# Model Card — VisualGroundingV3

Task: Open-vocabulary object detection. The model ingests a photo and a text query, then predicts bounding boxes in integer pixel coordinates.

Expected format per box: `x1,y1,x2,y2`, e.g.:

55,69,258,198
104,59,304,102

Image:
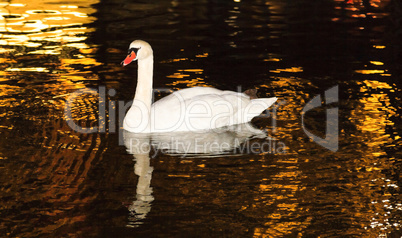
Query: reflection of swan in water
123,134,154,228
123,123,269,227
151,123,267,156
124,123,268,157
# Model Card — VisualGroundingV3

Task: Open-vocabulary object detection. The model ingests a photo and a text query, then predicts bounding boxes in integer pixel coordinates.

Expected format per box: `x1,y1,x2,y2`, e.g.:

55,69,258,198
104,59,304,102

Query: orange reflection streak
370,61,384,66
160,58,188,63
195,52,208,58
355,69,385,74
270,67,303,74
354,80,395,136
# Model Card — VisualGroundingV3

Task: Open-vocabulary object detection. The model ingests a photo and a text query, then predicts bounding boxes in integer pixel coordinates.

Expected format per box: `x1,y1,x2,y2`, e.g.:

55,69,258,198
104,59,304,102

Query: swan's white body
122,40,277,133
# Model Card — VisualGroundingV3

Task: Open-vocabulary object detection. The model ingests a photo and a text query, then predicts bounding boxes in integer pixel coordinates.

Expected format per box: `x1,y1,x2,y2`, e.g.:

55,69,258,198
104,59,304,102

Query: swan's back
151,87,277,132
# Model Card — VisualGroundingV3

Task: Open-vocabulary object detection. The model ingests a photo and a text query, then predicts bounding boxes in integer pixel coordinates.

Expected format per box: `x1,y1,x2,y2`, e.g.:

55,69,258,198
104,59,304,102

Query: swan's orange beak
121,52,136,66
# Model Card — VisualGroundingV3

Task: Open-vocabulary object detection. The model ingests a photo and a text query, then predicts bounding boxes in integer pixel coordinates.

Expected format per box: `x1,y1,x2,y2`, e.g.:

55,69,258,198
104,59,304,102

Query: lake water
0,0,401,237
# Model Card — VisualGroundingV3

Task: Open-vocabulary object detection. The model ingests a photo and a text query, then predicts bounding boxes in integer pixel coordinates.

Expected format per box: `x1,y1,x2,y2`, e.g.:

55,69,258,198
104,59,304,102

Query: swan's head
121,40,153,66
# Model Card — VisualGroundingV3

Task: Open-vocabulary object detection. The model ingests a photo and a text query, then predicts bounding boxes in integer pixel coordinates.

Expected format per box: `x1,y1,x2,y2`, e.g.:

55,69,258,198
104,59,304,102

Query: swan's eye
128,47,140,55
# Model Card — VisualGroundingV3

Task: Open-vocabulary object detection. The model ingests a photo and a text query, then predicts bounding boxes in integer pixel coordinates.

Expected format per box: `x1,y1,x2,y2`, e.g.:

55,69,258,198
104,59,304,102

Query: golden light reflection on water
0,0,100,68
162,52,210,88
370,61,384,66
166,68,209,88
253,163,311,237
346,78,401,234
0,0,102,117
270,67,303,74
355,69,386,74
353,80,396,137
164,50,211,88
0,1,96,45
0,1,103,236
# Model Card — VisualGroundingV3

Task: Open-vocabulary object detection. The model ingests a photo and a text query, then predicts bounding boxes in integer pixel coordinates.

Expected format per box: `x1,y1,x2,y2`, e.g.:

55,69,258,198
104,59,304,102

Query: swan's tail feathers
236,97,277,124
247,97,278,119
243,89,258,99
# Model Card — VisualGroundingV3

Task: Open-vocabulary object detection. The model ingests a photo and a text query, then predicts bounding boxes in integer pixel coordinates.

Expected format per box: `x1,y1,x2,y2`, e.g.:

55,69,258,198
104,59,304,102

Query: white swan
122,40,277,133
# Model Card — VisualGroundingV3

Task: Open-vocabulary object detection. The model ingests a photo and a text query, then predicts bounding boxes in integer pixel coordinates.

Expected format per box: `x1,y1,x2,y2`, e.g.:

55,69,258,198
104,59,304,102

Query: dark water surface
1,0,401,237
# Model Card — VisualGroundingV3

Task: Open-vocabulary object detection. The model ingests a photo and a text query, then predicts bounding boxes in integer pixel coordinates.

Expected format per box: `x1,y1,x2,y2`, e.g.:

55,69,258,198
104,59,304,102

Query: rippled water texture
0,0,401,237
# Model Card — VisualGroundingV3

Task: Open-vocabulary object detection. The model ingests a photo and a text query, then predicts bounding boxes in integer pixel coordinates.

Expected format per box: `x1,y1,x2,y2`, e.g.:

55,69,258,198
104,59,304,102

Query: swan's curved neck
125,56,154,132
134,56,153,108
